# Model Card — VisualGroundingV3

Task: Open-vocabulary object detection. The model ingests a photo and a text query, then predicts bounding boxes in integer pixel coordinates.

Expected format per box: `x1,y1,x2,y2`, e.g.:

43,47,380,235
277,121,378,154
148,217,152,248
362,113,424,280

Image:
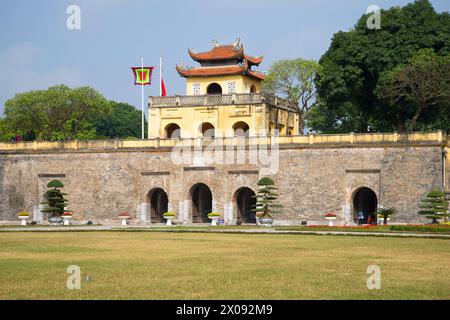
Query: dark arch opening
190,183,212,223
207,83,222,94
234,187,256,224
233,121,250,137
148,188,168,223
250,85,257,93
199,122,215,138
165,123,180,139
353,187,378,224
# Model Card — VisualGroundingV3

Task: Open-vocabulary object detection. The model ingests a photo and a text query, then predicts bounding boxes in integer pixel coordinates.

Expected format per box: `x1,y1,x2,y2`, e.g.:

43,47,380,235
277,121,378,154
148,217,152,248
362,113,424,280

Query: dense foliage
308,0,450,133
41,180,70,218
0,85,146,141
262,59,321,133
251,177,282,218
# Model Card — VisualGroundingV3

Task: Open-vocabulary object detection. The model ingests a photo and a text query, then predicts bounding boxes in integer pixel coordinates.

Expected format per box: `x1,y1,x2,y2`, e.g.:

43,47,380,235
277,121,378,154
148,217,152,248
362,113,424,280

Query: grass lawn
0,232,449,299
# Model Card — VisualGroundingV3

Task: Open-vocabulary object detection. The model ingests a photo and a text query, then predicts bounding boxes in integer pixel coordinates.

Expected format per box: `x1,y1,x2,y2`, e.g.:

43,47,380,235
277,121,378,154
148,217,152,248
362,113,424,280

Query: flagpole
141,57,144,140
159,57,162,97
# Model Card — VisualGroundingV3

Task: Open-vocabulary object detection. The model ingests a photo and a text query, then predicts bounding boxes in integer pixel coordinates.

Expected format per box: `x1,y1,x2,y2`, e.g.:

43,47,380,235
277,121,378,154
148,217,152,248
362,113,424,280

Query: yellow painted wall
149,103,269,138
185,75,261,95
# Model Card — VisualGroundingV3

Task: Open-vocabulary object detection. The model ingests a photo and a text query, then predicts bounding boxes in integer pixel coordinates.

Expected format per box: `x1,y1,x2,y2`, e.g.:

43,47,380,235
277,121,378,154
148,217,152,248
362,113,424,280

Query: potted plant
62,212,73,226
324,213,337,226
118,212,130,226
18,211,30,226
162,212,176,226
251,177,282,227
377,207,396,225
40,179,69,225
207,212,221,226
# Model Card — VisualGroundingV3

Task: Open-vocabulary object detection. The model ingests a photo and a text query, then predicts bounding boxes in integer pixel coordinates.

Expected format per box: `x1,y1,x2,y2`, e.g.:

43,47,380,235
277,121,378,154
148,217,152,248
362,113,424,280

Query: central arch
234,187,256,224
199,122,215,138
233,121,250,137
353,187,378,224
206,83,222,94
190,183,212,223
148,188,168,223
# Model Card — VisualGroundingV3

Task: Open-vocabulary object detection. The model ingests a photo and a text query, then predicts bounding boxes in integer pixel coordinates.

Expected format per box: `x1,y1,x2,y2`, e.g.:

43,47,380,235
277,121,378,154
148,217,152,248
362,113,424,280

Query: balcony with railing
148,93,298,112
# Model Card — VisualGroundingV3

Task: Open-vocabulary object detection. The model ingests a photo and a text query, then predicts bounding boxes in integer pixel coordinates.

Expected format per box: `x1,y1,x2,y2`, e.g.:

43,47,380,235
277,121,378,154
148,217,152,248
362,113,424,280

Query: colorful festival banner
131,66,154,85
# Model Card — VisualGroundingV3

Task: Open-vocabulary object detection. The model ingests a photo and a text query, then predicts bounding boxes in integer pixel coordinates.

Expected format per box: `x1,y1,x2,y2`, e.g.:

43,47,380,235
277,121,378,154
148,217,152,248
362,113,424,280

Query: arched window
199,122,215,138
165,123,181,139
232,121,250,137
250,85,257,93
207,83,222,94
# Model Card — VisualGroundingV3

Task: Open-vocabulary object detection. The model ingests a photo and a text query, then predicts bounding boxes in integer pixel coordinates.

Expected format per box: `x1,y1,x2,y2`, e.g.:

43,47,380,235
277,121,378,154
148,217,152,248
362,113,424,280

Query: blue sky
0,0,448,115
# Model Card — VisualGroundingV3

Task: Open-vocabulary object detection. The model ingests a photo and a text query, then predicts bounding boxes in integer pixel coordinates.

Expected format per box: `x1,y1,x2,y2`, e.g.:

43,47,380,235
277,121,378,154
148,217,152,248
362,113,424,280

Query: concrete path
0,225,449,238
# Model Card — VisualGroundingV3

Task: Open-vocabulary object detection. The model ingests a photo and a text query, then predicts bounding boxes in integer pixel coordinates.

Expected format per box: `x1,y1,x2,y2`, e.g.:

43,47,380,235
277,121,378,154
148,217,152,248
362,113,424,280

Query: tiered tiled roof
177,39,265,81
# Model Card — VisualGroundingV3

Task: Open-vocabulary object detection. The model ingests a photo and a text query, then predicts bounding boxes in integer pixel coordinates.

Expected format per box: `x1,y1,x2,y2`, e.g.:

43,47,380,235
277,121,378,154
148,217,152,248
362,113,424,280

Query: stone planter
325,216,337,227
49,216,63,225
62,215,72,226
18,215,29,226
378,217,391,224
119,216,130,226
209,216,220,226
163,216,175,226
258,217,274,227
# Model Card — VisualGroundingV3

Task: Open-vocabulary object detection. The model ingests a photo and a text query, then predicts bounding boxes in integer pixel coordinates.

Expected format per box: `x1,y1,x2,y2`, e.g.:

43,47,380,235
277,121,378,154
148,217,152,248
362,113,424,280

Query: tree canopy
262,58,321,133
308,0,450,133
0,85,145,141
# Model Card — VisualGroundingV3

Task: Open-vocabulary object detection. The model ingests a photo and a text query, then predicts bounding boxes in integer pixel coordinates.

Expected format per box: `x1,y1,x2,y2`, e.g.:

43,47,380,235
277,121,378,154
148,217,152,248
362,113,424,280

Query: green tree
310,0,450,133
251,177,282,218
41,180,70,219
418,190,449,224
2,85,111,141
262,58,321,133
378,49,450,131
94,101,146,139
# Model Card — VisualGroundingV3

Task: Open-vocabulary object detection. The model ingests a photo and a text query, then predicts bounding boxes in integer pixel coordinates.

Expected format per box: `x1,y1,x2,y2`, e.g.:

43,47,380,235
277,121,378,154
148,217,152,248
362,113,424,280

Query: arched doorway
148,188,168,223
233,121,250,137
207,83,222,94
234,187,256,224
353,187,378,224
199,122,215,138
190,183,212,223
165,123,180,139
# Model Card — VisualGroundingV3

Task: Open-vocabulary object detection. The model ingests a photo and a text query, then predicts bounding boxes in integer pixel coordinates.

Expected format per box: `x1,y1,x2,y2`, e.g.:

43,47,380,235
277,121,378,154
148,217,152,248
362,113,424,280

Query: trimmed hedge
389,225,450,233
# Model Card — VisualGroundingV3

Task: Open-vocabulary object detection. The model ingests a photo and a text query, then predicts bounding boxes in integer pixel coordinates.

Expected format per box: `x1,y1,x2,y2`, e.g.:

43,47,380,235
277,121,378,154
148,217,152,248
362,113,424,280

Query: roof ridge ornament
212,39,219,48
233,38,242,50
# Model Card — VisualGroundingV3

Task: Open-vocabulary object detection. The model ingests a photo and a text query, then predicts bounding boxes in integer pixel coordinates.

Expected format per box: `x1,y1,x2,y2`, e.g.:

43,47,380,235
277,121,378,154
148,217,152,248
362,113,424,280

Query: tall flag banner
131,66,154,85
131,59,154,140
159,57,167,97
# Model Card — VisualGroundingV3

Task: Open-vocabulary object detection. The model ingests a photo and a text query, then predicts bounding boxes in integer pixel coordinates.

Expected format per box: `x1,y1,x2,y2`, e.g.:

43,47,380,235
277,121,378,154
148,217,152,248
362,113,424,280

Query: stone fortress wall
0,131,447,225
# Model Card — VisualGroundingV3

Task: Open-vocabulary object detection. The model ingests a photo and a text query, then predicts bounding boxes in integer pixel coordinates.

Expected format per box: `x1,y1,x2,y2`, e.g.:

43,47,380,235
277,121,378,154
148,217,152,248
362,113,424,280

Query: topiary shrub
40,180,70,220
251,177,282,218
418,190,449,224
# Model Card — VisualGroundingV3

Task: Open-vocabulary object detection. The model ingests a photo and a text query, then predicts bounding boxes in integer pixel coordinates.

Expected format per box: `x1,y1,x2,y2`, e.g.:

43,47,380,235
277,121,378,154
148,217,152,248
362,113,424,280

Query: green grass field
0,231,449,299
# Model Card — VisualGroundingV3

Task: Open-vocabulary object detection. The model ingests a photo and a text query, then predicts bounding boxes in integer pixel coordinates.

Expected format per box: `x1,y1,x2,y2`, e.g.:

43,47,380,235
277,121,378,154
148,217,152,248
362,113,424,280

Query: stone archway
233,121,250,137
353,187,378,224
234,187,256,224
165,123,180,139
148,188,168,223
199,122,215,138
190,183,212,223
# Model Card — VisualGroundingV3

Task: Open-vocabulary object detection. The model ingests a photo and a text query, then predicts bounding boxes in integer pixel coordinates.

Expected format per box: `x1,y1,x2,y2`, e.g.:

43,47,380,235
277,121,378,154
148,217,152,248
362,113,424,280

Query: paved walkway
0,225,449,238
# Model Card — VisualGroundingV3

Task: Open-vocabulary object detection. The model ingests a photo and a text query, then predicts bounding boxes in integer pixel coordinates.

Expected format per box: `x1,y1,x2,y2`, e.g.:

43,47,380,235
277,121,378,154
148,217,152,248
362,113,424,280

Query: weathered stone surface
0,140,445,225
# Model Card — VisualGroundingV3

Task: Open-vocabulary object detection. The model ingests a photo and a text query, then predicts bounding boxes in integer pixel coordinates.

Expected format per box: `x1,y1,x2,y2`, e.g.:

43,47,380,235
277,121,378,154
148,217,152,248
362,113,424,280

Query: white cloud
0,43,82,114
